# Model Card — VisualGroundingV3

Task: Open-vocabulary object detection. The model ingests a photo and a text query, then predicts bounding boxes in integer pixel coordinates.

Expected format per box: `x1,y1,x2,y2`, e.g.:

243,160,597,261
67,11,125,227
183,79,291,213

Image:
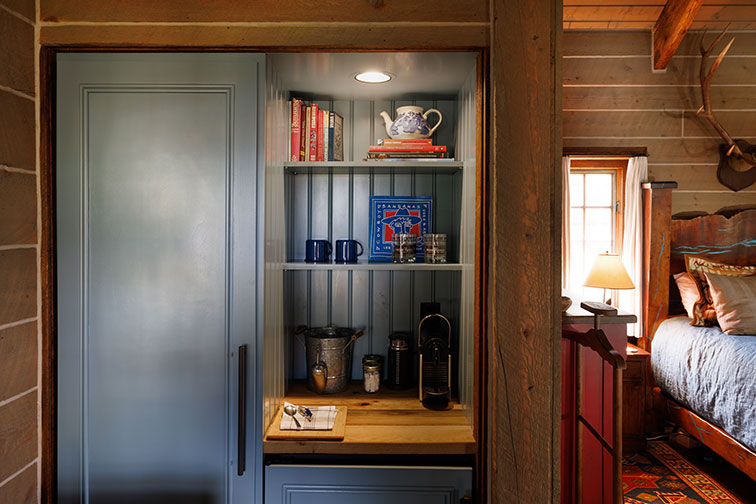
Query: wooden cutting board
265,405,347,441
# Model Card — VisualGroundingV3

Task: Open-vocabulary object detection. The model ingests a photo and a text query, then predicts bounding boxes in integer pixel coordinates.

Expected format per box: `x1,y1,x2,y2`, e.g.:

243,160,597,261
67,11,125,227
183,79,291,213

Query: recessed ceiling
271,52,478,100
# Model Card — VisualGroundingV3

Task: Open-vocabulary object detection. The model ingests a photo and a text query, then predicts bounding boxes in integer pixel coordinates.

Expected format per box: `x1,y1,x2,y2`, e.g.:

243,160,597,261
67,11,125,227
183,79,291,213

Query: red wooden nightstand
623,343,651,454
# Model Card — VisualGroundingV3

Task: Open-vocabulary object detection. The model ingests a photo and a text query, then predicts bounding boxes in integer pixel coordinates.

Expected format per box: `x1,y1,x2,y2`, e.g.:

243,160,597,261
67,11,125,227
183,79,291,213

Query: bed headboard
642,182,756,349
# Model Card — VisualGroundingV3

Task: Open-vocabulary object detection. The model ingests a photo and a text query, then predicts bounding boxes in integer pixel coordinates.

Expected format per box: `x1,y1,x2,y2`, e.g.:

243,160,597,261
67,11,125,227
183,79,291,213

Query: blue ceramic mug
335,240,364,264
305,239,332,263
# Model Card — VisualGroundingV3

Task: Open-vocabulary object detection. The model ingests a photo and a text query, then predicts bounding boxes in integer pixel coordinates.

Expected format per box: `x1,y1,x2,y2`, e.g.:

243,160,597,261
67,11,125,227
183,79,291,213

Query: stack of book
367,139,449,160
289,98,344,162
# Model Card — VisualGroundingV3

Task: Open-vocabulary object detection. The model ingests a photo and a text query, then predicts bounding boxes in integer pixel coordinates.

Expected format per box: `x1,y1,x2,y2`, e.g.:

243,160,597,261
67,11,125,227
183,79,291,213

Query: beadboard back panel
263,55,477,430
283,96,461,382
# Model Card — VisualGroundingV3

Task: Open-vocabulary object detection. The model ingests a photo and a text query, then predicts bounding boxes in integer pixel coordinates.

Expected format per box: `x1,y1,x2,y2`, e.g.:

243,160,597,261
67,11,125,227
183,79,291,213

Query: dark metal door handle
237,344,247,476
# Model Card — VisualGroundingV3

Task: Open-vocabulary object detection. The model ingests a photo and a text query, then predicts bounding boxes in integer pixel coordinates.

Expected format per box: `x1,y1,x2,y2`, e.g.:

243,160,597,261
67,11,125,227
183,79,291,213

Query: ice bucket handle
342,330,365,353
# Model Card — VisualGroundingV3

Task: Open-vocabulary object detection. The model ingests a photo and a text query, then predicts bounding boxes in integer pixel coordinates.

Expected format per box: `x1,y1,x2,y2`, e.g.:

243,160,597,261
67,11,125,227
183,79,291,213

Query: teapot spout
379,111,393,137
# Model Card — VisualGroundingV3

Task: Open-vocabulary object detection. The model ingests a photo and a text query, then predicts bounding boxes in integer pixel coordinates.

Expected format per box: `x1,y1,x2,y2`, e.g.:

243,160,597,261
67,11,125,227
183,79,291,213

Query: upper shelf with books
283,160,463,175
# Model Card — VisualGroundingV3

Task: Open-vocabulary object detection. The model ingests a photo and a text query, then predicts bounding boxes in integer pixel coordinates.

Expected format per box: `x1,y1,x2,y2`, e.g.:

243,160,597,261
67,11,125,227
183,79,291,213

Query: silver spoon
283,404,301,428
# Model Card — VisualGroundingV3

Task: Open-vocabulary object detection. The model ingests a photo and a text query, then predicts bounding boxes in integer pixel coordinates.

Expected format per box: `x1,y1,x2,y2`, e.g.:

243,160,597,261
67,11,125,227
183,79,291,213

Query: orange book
308,104,318,162
317,109,325,162
299,103,307,161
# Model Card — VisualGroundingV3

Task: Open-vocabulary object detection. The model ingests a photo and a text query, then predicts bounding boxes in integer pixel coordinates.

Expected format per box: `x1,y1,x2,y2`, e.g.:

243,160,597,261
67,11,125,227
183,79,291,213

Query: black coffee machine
418,302,451,410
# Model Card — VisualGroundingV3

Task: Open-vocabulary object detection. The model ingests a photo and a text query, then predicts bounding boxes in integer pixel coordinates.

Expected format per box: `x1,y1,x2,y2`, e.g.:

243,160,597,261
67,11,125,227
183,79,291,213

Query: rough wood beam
653,0,704,70
489,0,561,501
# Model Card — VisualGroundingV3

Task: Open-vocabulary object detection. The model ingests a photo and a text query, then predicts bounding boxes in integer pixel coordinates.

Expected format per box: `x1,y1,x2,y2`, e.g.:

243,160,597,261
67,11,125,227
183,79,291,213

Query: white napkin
280,402,337,431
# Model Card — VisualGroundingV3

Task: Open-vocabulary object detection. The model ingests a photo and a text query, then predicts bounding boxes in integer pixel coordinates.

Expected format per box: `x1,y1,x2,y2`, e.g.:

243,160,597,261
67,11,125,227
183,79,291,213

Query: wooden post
489,0,562,502
641,182,676,349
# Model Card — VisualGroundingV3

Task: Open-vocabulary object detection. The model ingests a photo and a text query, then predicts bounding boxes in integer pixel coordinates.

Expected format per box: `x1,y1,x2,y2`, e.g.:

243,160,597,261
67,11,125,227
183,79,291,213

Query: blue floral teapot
380,106,443,140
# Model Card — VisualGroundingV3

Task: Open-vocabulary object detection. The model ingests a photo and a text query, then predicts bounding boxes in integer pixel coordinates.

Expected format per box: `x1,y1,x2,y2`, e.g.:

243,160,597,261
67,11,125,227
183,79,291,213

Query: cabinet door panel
265,465,472,504
56,53,263,504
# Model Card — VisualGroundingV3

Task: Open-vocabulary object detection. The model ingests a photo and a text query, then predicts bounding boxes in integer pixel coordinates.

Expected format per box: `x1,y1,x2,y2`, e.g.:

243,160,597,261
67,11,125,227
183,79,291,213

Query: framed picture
369,196,432,261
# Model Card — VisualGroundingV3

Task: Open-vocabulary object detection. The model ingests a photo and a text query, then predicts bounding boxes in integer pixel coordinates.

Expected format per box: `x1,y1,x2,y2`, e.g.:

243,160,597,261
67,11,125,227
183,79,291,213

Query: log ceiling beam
653,0,704,70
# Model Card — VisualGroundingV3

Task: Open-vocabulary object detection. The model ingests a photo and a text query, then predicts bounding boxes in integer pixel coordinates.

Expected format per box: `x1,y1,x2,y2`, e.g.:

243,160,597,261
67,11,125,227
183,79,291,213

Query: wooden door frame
38,45,490,504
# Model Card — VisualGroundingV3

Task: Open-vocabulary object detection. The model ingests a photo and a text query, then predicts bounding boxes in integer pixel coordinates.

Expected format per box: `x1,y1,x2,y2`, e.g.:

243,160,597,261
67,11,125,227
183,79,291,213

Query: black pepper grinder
387,332,412,389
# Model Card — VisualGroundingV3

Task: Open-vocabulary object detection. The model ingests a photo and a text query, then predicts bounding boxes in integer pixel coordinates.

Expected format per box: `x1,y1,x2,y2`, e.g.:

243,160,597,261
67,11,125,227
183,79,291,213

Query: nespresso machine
418,303,451,409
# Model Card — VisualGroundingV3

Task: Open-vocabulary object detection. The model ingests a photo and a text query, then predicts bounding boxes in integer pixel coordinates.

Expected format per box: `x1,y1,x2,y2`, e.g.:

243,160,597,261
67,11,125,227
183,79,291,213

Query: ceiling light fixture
354,71,391,84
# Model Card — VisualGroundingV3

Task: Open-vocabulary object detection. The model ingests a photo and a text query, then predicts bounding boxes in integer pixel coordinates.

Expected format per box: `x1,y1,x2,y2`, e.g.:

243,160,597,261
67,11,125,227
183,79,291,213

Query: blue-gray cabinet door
265,465,472,504
56,53,264,504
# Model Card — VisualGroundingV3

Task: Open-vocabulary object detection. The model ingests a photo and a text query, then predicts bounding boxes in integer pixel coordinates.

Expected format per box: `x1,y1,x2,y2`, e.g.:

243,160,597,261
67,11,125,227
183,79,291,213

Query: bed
641,182,756,481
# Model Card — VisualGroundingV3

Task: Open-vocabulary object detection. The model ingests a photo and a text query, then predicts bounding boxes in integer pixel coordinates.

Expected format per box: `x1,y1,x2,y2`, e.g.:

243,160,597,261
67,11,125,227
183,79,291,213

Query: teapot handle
423,108,443,136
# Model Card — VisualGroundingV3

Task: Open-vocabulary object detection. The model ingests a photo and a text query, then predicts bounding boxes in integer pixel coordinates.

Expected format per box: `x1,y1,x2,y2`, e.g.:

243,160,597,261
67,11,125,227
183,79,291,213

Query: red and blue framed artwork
369,196,432,261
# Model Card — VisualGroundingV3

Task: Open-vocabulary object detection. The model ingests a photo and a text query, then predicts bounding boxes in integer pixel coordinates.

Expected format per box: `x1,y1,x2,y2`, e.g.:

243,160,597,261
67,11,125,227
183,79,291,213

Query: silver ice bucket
295,326,364,394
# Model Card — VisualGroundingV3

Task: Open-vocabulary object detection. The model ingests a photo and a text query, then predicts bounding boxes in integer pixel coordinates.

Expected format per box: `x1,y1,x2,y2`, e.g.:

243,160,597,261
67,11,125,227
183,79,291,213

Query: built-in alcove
262,51,479,454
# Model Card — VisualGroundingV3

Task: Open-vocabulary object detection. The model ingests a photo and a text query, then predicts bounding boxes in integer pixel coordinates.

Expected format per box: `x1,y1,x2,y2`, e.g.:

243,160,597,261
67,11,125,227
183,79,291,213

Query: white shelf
282,262,471,271
284,161,463,175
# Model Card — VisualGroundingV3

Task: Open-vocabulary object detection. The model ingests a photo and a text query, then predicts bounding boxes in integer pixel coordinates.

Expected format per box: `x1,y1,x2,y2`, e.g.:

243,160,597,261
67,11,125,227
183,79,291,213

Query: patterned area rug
623,442,742,503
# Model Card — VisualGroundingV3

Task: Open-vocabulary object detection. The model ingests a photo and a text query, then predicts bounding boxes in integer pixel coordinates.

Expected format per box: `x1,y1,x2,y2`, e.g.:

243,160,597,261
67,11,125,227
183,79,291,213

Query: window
568,158,627,300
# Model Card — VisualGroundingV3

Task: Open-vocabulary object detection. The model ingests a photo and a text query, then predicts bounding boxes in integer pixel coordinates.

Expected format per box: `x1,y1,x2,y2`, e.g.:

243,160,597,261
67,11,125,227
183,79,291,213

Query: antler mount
698,28,756,191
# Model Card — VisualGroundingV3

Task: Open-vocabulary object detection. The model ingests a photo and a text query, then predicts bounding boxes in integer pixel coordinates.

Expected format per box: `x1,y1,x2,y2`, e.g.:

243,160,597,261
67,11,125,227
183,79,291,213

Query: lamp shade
584,253,635,290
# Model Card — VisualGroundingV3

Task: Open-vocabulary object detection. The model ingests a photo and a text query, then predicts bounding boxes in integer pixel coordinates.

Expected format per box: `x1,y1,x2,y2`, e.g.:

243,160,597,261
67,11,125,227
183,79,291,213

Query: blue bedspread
652,316,756,452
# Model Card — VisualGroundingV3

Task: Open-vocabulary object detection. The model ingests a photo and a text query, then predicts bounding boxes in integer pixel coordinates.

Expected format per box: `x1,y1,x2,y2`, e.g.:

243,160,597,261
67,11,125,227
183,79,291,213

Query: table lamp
584,253,634,305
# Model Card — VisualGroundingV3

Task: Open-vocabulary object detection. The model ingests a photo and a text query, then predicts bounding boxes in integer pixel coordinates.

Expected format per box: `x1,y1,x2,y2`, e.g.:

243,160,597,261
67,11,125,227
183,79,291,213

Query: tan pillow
684,255,756,326
704,271,756,335
674,272,716,322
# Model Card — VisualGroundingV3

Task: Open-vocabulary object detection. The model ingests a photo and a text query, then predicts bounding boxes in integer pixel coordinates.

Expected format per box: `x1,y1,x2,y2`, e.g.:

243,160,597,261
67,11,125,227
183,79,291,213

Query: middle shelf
282,262,472,271
284,161,464,175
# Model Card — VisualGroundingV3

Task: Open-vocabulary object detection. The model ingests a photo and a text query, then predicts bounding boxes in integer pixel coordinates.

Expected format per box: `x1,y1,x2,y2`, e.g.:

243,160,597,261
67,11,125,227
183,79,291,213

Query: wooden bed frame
641,182,756,481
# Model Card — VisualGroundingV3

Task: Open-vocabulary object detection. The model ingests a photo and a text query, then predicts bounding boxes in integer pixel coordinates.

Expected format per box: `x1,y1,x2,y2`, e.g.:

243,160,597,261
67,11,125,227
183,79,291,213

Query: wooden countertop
263,381,476,455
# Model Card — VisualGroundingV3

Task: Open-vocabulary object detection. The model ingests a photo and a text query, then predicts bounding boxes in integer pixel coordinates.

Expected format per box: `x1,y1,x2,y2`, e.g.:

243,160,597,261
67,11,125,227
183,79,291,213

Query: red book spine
290,99,301,162
308,104,318,162
381,138,433,145
369,145,447,153
316,109,324,162
299,104,307,161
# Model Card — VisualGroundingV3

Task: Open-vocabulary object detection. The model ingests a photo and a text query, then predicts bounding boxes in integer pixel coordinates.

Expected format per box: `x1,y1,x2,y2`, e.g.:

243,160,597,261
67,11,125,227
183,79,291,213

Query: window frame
569,158,627,255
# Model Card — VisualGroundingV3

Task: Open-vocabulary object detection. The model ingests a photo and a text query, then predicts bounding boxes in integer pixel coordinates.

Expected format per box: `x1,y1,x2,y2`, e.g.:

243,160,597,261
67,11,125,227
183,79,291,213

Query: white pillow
704,271,756,335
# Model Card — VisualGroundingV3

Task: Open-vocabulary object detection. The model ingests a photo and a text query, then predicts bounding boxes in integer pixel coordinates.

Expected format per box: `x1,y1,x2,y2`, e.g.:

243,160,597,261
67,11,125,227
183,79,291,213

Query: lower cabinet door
265,465,472,504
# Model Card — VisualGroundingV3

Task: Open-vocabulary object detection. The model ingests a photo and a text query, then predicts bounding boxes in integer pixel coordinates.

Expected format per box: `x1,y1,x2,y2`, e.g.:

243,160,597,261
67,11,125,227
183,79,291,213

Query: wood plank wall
38,0,488,48
564,1,756,30
31,2,563,503
564,30,756,214
0,0,39,502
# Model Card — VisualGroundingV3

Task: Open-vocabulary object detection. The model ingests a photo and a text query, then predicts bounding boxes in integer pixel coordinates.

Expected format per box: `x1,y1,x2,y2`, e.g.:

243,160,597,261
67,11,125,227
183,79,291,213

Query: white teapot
380,106,443,140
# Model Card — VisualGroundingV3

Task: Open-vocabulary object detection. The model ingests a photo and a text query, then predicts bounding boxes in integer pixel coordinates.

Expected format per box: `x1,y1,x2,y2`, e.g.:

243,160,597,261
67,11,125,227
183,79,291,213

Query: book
365,156,457,162
367,152,448,159
368,196,432,261
327,112,335,161
369,145,447,153
299,102,307,161
308,103,318,162
321,109,329,162
333,113,344,161
378,138,433,146
316,107,325,161
286,100,291,160
290,98,302,162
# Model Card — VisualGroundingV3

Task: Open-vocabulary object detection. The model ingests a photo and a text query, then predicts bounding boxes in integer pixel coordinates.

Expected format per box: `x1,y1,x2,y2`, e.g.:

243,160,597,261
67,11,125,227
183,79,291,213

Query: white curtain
618,156,648,338
561,156,571,289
